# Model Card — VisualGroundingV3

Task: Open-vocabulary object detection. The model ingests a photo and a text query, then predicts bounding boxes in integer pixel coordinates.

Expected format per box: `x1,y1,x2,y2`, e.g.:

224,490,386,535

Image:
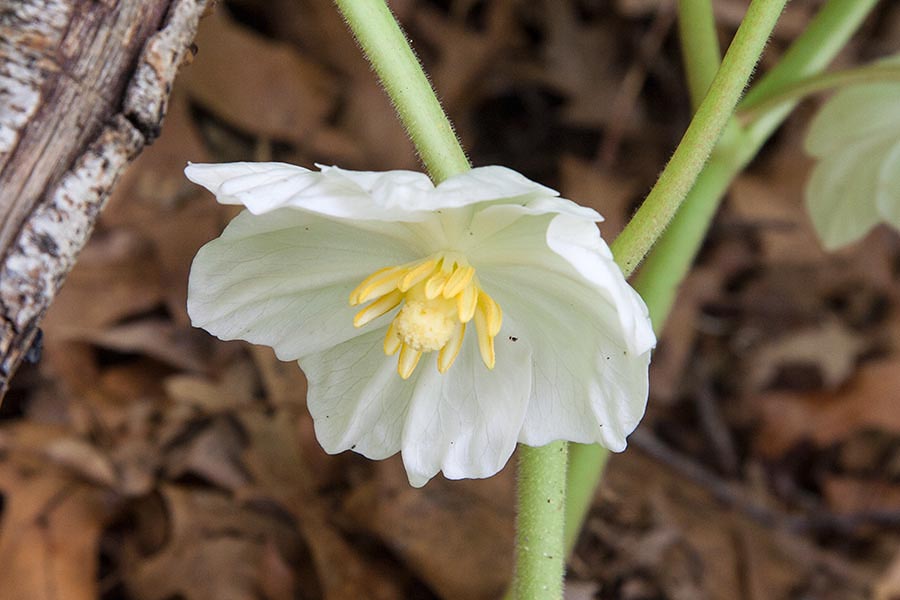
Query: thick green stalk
563,0,880,557
610,0,788,276
678,0,722,109
334,0,470,182
515,442,568,600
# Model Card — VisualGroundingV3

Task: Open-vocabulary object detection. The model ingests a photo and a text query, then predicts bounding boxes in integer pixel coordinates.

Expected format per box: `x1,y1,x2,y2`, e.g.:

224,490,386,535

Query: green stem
738,62,900,125
678,0,722,109
610,0,788,277
563,0,880,558
515,442,568,600
562,443,609,554
333,0,470,183
742,0,882,147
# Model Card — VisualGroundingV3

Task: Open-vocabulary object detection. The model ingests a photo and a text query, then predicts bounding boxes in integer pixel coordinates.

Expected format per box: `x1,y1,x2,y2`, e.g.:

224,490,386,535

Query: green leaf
804,57,900,249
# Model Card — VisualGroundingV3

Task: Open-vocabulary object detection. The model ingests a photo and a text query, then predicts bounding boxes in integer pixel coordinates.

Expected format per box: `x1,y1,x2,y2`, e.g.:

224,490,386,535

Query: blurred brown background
4,1,900,598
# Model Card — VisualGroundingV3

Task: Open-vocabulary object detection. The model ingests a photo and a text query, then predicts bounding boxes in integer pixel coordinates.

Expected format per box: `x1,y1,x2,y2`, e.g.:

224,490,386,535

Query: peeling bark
0,0,208,398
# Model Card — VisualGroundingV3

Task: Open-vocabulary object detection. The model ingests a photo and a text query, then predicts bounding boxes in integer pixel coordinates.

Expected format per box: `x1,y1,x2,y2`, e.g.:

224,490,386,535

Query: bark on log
0,0,208,399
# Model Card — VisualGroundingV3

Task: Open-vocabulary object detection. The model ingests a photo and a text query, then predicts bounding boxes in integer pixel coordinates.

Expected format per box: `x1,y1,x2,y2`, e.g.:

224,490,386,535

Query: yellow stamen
398,344,422,379
399,259,438,292
353,289,403,328
457,284,478,323
384,320,402,355
438,323,465,373
424,270,450,299
349,253,502,378
442,265,475,299
478,293,503,336
349,266,406,306
474,302,496,369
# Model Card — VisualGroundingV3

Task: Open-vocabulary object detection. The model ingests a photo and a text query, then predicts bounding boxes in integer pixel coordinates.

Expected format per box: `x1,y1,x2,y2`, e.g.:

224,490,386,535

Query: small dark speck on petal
351,444,357,450
304,226,310,231
508,336,518,342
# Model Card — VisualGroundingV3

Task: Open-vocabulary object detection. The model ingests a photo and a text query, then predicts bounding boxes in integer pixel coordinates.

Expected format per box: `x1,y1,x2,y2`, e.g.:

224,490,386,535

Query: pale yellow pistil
349,254,502,379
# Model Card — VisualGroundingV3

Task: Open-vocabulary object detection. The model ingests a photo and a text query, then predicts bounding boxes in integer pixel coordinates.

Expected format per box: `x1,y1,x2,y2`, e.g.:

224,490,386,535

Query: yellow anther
457,284,478,323
473,305,496,369
478,293,503,336
424,271,450,299
353,289,402,328
398,344,422,379
384,321,402,355
349,266,405,306
442,265,475,299
438,323,465,373
349,253,502,377
399,259,438,292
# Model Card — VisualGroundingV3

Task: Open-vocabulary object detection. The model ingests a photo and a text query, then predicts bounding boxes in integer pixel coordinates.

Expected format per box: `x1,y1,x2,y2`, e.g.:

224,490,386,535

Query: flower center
349,253,502,379
395,299,456,352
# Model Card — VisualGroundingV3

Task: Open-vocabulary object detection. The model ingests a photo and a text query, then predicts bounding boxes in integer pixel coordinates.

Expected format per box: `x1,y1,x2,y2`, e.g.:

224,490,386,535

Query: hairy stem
610,0,788,276
678,0,722,109
515,442,569,600
334,0,470,183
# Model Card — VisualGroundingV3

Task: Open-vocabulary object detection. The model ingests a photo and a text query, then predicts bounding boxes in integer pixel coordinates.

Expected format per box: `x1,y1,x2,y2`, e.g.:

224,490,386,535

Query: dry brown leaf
344,461,515,600
181,10,337,145
560,155,638,241
875,550,900,600
0,451,116,600
823,477,900,515
122,485,301,600
414,0,517,114
747,318,865,392
164,416,250,490
239,409,403,600
54,319,208,372
42,229,164,333
533,4,621,128
340,77,419,171
757,359,900,455
728,167,824,265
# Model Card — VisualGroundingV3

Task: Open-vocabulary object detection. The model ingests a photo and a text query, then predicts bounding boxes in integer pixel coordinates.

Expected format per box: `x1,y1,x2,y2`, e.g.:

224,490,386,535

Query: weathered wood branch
0,0,208,399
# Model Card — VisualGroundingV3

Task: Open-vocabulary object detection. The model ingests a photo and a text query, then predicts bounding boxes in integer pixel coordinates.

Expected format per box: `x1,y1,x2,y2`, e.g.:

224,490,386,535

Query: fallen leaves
7,1,900,599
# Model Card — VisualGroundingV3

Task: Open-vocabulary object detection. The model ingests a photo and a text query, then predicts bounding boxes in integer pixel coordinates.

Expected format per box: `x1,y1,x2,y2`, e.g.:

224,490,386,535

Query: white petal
400,332,533,487
188,208,421,359
484,265,652,451
303,326,533,487
186,162,438,222
432,166,559,206
318,165,562,214
472,210,655,450
303,328,414,460
805,137,889,249
806,82,900,157
459,197,602,255
471,210,654,354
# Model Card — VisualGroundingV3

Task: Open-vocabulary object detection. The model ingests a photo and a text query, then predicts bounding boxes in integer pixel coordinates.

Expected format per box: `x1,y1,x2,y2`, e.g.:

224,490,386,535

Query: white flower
185,162,656,487
805,66,900,249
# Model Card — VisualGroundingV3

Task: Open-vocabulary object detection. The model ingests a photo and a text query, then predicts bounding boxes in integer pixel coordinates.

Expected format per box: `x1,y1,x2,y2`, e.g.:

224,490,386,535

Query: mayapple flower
185,162,655,487
805,59,900,249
